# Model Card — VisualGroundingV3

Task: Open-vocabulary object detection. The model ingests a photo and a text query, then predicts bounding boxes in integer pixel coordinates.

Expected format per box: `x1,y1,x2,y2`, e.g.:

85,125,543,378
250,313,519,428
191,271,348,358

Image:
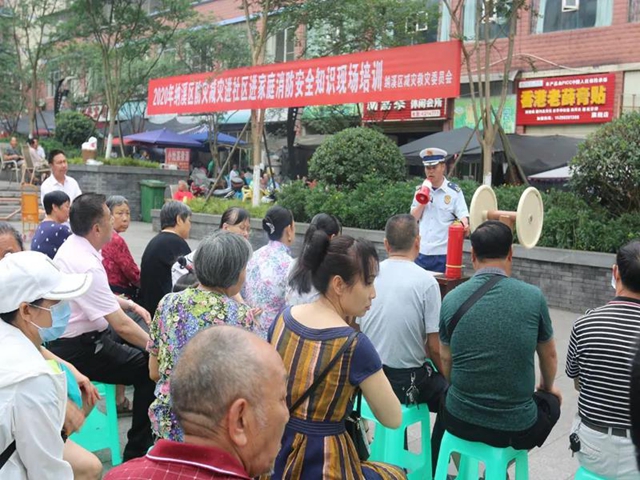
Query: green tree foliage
54,111,96,149
63,0,195,158
0,12,23,133
570,111,640,216
3,0,63,135
308,127,406,188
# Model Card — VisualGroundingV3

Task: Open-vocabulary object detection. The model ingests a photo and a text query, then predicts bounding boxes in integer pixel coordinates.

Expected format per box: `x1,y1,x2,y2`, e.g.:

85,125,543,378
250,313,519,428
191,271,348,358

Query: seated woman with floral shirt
148,231,260,441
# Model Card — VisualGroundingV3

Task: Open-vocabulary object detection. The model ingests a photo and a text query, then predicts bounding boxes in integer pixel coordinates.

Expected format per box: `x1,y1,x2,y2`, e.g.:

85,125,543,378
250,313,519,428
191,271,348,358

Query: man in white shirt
40,150,82,207
28,138,46,169
410,148,469,273
359,214,447,475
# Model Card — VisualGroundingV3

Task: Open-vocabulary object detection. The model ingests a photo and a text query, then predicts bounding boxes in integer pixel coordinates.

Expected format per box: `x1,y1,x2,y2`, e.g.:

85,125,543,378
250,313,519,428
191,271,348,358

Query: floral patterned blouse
241,240,293,338
147,287,258,441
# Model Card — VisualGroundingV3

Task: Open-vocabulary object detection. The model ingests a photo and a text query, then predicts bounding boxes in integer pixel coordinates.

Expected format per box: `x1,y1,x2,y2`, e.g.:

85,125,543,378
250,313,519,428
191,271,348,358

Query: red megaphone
415,180,432,205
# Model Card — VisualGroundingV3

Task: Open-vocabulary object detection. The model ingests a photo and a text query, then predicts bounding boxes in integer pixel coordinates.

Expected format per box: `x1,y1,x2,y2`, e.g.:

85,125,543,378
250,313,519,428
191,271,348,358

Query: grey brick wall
152,210,616,312
69,165,187,221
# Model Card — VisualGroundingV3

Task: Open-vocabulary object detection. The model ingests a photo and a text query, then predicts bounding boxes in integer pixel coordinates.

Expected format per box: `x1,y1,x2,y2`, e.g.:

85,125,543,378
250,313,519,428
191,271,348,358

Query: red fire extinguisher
445,220,465,279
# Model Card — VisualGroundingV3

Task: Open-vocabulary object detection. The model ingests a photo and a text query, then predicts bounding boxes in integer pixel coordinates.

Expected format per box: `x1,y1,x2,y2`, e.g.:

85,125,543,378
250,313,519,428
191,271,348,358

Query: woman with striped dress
266,231,406,480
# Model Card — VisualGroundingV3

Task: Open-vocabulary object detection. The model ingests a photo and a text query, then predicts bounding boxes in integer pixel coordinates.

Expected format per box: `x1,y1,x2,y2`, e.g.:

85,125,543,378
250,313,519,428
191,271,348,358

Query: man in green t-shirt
439,220,562,450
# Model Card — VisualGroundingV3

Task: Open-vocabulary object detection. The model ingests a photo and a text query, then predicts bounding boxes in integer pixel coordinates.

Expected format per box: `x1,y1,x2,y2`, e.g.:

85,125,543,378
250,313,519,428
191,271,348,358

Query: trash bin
140,179,167,223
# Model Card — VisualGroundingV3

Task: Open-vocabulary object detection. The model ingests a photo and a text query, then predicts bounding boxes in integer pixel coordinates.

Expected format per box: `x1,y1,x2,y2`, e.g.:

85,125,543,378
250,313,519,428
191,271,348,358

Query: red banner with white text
147,41,461,115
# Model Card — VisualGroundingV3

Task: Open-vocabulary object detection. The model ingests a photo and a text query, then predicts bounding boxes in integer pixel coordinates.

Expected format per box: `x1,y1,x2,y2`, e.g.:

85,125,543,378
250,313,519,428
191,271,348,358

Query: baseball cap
0,251,92,314
419,147,447,166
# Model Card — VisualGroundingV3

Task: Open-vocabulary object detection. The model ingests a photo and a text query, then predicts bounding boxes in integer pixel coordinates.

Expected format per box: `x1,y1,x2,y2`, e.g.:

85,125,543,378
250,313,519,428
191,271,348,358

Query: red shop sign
148,41,461,115
363,98,447,122
517,73,615,126
165,148,190,171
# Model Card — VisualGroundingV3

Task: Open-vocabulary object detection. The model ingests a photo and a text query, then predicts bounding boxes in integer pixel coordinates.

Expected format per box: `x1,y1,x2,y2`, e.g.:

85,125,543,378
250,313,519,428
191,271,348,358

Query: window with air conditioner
406,11,429,32
562,0,580,12
463,0,511,40
532,0,610,33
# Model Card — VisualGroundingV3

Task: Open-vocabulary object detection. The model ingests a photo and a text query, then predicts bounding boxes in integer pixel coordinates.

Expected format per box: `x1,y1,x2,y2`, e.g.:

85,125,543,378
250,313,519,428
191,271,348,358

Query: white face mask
611,273,616,290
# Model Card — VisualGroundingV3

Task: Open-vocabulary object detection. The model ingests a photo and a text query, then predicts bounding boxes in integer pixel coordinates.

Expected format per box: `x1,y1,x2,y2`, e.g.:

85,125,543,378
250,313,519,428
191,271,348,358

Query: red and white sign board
363,98,447,122
165,148,190,170
147,41,461,115
517,73,615,125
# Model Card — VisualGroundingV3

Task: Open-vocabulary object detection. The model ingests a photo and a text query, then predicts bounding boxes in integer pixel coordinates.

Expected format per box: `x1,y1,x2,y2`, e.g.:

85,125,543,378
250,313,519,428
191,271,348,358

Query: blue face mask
29,301,72,343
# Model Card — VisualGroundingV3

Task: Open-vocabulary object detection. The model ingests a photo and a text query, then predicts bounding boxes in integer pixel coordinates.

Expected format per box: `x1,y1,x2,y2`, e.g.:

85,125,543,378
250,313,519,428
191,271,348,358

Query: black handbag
345,390,371,461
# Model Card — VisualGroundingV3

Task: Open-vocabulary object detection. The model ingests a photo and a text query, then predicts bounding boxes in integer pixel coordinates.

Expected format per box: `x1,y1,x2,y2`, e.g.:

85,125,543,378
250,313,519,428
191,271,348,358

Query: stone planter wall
68,165,188,221
152,209,615,312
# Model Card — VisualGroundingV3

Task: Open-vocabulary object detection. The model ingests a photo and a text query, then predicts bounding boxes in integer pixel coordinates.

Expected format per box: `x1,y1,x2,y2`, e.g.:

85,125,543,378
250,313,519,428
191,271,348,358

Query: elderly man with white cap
410,147,470,273
0,251,92,479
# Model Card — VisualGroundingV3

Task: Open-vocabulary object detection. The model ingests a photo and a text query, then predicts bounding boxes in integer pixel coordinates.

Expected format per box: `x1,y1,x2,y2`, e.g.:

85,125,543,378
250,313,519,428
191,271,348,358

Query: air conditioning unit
562,0,580,12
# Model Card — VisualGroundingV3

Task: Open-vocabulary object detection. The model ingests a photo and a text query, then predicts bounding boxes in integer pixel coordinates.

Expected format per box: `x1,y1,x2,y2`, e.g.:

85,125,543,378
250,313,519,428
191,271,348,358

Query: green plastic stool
70,382,122,466
434,431,528,480
361,398,432,480
574,467,608,479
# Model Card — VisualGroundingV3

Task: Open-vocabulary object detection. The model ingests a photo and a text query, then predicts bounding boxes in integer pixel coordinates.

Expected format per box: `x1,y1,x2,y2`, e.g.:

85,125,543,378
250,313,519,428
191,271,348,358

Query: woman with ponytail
266,232,405,480
285,213,341,306
241,205,295,338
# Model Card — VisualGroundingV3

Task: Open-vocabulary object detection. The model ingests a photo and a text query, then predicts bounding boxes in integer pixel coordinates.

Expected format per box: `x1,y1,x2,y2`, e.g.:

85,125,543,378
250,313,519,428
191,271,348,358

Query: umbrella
400,127,503,165
506,134,584,177
123,128,203,148
528,166,571,181
179,125,247,147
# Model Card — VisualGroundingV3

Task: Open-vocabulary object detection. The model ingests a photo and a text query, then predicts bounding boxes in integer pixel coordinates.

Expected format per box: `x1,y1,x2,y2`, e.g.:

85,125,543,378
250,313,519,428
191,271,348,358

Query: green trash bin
140,179,167,223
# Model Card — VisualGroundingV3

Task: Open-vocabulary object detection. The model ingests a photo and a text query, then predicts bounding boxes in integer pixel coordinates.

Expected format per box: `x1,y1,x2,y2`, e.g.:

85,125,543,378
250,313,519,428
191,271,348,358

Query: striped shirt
566,297,640,429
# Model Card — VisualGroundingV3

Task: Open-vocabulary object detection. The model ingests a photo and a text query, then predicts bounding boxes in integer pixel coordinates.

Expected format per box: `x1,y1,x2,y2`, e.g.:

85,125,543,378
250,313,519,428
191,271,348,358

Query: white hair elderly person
0,251,92,479
102,195,140,301
148,230,261,442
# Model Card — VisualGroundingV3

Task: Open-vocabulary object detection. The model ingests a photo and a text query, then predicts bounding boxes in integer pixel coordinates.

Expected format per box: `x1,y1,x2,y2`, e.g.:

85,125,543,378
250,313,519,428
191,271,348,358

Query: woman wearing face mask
0,251,93,479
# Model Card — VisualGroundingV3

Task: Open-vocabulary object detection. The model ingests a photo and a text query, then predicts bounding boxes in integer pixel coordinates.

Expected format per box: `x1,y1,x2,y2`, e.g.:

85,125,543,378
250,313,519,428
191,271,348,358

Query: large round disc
469,185,497,232
516,187,544,249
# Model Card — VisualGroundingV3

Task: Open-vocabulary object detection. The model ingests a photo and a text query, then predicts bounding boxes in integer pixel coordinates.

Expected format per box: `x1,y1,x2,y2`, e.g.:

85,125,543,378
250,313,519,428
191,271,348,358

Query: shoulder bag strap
446,275,504,339
289,331,359,414
0,441,16,470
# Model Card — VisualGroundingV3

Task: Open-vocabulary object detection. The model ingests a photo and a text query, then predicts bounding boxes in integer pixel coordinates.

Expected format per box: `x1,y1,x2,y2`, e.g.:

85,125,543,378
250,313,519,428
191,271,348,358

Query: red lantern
445,221,465,279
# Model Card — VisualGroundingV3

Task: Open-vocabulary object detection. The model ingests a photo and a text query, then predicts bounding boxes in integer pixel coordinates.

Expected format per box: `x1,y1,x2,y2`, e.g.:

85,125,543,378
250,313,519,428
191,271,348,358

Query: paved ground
93,222,582,478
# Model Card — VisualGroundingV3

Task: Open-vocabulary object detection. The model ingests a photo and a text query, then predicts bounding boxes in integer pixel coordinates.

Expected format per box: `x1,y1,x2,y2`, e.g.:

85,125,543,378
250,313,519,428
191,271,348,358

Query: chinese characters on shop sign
363,98,446,122
517,74,615,125
165,148,191,170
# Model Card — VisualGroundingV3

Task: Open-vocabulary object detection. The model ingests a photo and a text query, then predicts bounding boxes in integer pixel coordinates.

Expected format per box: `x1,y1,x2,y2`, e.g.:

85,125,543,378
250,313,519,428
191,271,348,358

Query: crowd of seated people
2,184,640,480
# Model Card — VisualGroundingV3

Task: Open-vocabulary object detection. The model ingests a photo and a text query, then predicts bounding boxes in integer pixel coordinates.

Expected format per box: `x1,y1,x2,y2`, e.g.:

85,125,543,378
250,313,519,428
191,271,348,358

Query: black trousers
441,390,562,450
47,329,155,461
383,363,448,475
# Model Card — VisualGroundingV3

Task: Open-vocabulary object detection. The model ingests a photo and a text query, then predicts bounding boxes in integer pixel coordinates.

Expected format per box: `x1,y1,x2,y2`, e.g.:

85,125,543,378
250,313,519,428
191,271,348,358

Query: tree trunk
105,107,116,159
482,145,492,186
251,109,264,207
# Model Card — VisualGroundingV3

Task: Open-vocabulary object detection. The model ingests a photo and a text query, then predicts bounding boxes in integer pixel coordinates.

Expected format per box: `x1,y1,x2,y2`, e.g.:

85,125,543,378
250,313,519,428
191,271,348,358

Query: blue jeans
416,254,446,273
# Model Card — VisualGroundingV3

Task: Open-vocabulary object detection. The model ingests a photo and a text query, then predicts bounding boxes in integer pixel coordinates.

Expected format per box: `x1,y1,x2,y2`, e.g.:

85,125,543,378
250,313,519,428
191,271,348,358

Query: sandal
116,397,133,416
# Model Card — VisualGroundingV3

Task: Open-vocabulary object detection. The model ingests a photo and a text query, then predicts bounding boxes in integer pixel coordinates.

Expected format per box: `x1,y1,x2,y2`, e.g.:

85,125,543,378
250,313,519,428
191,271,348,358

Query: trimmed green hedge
278,177,640,253
188,197,271,218
67,157,159,169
